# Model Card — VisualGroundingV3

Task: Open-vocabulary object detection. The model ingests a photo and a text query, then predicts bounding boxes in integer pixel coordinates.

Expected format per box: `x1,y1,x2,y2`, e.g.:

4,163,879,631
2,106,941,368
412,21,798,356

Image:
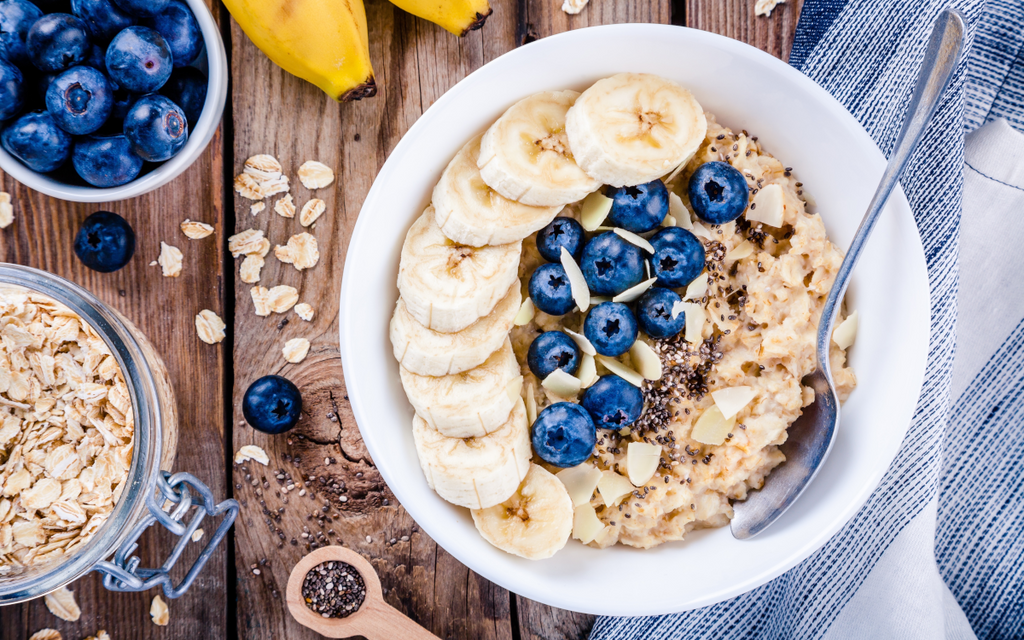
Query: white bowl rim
340,23,930,616
0,0,228,203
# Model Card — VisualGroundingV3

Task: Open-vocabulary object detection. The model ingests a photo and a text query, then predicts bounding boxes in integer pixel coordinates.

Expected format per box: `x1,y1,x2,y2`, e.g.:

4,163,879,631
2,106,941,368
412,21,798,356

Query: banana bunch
391,72,707,559
225,0,492,101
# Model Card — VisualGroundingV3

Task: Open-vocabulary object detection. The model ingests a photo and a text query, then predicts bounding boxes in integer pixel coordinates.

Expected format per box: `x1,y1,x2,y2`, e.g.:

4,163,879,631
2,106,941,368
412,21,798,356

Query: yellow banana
387,0,492,36
223,0,376,101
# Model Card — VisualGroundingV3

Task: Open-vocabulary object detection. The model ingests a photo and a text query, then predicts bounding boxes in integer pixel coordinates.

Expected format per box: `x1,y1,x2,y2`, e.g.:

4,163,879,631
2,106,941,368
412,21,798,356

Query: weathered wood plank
687,0,804,61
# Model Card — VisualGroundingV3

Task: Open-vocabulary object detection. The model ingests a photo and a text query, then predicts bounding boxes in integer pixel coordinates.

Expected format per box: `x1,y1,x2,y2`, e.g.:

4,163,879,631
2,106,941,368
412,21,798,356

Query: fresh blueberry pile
527,172,742,468
0,0,208,187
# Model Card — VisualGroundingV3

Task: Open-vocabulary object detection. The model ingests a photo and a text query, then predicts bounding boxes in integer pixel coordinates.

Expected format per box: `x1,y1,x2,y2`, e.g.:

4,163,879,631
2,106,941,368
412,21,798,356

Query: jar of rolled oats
0,264,237,605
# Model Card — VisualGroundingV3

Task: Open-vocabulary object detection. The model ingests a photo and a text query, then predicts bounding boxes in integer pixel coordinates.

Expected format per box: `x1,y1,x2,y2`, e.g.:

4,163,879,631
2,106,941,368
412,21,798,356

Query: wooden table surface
0,0,802,637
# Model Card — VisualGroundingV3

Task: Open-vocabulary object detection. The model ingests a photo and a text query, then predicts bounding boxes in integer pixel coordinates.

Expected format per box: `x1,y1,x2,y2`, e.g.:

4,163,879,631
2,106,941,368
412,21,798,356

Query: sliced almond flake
191,528,204,542
556,465,602,507
577,353,598,388
267,285,298,313
626,442,661,487
725,240,755,262
250,202,266,216
298,161,335,189
0,192,14,229
629,340,662,381
294,303,314,322
833,311,858,349
194,310,226,345
560,247,590,312
250,286,271,317
274,233,319,271
661,214,676,227
683,273,708,301
564,328,596,356
150,594,169,626
282,338,310,363
513,297,535,326
180,219,214,239
690,220,714,240
712,386,757,419
668,192,693,230
590,296,611,305
613,228,654,254
234,444,269,465
747,183,784,227
612,277,657,303
299,198,326,227
29,630,61,640
157,242,183,278
228,229,266,258
682,302,705,344
595,355,644,387
597,471,634,507
524,382,538,425
243,154,282,180
580,191,612,231
274,194,296,218
691,405,735,446
44,586,80,621
542,368,581,397
239,255,264,284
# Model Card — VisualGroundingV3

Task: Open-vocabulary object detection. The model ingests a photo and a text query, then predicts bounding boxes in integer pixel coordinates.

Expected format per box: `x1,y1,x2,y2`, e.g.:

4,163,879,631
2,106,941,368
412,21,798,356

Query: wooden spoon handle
361,598,442,640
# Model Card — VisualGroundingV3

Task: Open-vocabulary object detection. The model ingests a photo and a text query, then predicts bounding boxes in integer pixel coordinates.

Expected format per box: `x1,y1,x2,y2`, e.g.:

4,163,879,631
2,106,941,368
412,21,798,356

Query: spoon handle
816,8,965,375
362,598,443,640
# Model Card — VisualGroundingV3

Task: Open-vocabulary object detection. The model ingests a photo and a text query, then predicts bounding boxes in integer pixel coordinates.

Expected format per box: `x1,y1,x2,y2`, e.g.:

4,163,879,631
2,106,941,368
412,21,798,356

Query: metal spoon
730,7,965,540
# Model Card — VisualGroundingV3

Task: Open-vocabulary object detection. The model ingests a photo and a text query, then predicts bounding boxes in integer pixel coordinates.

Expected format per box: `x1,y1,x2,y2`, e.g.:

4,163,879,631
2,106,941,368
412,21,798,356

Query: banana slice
471,463,574,560
478,90,601,207
434,136,563,246
400,337,523,438
390,283,521,376
566,73,708,187
413,398,532,510
398,206,522,333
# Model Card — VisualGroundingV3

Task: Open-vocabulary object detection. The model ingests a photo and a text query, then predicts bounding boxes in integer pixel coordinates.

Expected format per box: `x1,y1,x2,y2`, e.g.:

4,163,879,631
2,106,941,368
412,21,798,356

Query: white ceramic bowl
340,24,930,616
0,0,228,203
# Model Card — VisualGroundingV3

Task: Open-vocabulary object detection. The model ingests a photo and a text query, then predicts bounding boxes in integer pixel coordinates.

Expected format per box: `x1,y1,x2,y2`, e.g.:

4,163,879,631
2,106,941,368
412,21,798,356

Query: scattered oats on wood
267,285,299,313
191,528,203,542
250,286,271,317
228,229,266,258
180,219,214,239
0,192,13,229
561,0,588,13
239,255,264,284
233,173,266,201
150,594,169,626
29,629,61,640
754,0,785,16
295,303,314,322
250,202,266,216
283,338,310,364
274,194,296,218
195,310,226,344
44,586,80,621
297,161,335,189
157,242,183,278
234,445,269,466
243,154,282,180
83,630,110,640
235,154,289,200
299,198,326,227
274,233,319,271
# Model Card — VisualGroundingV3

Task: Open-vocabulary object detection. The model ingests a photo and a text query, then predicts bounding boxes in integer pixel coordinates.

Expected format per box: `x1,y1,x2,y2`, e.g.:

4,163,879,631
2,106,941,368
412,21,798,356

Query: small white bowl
341,24,931,616
0,0,228,203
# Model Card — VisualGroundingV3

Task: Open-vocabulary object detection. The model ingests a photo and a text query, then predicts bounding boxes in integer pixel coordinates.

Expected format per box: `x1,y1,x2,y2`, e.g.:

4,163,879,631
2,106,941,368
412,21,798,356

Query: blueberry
688,161,749,225
143,1,200,68
583,301,638,357
45,65,112,134
528,262,575,316
606,180,669,233
531,402,596,468
71,0,135,42
243,375,303,434
1,110,72,172
27,13,91,73
649,227,705,288
111,0,171,18
123,93,187,161
536,216,584,263
581,375,644,429
636,288,685,339
72,134,142,186
106,26,172,93
73,210,135,272
160,65,204,126
0,0,41,65
527,331,581,380
580,232,644,296
0,57,23,120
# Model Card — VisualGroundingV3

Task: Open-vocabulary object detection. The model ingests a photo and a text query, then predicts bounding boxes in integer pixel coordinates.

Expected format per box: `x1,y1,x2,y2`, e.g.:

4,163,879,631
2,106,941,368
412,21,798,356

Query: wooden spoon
286,545,440,639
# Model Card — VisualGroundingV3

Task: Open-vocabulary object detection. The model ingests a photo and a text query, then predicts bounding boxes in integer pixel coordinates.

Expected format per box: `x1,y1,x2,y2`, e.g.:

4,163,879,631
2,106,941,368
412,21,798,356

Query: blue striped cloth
590,0,1024,638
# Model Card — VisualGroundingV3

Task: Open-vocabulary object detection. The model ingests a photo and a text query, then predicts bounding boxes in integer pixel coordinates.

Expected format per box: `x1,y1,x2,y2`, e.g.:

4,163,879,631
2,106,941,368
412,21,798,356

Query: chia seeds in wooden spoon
301,561,366,618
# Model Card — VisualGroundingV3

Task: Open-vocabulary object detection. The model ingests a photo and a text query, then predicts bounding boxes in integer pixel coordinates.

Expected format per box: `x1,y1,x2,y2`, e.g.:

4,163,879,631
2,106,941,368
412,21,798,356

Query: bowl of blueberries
0,0,227,202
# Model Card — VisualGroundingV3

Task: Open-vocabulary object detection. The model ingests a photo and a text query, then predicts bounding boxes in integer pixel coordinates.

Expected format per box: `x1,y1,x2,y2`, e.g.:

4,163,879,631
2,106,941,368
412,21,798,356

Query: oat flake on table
44,585,80,621
29,629,61,640
297,161,335,189
274,194,296,218
754,0,785,16
275,232,319,271
157,242,183,278
295,303,314,321
191,528,204,542
195,310,226,344
250,286,272,317
267,285,299,313
180,219,214,239
84,630,111,640
234,154,289,201
250,202,266,216
239,254,264,284
561,0,588,13
0,192,14,229
228,229,267,258
283,338,310,363
150,594,169,626
299,198,326,227
234,444,269,465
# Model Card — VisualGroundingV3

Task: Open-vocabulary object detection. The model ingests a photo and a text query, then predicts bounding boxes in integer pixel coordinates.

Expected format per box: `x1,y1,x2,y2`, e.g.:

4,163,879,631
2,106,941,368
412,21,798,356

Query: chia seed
302,561,366,618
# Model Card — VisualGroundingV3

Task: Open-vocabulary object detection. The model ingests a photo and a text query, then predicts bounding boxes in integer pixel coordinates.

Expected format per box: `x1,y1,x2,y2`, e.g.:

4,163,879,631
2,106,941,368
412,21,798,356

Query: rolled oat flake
302,561,366,618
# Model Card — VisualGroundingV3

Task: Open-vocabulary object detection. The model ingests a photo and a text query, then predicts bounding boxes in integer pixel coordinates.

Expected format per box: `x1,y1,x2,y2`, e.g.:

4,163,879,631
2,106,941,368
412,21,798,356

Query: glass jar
0,264,237,604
